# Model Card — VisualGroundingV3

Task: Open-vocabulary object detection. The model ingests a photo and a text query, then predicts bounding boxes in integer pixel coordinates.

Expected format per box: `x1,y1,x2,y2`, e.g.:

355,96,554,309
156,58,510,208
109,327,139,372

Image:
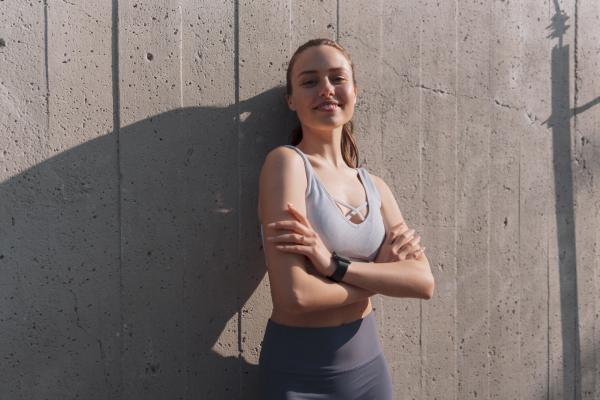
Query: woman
257,38,434,399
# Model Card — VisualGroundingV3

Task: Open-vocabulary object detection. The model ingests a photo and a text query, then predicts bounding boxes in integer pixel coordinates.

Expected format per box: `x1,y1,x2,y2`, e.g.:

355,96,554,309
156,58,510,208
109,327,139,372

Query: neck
296,125,346,168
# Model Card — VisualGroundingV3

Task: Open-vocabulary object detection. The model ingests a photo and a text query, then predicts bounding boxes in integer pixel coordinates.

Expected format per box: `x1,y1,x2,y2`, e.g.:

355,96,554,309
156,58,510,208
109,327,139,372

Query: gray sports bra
261,145,386,264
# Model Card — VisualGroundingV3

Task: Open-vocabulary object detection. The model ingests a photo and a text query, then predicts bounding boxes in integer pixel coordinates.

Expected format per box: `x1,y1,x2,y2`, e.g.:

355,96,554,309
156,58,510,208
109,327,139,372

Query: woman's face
286,45,357,134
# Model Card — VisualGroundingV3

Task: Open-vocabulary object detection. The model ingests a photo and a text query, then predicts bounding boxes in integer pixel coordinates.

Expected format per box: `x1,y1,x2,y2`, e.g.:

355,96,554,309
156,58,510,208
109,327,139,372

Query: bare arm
258,147,375,316
342,175,434,299
264,164,434,302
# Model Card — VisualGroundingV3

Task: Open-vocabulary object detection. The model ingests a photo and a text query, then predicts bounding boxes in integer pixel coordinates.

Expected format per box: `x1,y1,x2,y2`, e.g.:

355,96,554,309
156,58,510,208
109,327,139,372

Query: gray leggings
259,312,393,399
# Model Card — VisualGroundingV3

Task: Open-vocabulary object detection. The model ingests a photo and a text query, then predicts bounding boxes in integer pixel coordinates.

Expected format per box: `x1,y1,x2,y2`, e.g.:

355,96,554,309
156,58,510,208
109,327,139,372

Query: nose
318,78,335,97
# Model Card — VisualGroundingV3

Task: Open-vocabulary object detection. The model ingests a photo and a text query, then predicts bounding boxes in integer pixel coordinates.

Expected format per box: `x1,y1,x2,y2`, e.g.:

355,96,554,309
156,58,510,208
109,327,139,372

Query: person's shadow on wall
0,86,294,398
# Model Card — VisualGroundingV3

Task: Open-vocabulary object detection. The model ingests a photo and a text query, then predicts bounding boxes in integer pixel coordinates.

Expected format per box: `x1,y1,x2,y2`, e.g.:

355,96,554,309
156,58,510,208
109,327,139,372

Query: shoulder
366,172,386,190
365,172,394,201
262,146,304,169
364,172,403,228
260,146,307,185
258,146,308,222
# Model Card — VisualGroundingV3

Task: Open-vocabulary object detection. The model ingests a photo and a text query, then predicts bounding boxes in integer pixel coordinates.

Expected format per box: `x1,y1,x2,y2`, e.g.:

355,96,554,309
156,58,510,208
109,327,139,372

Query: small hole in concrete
0,39,6,48
146,52,153,61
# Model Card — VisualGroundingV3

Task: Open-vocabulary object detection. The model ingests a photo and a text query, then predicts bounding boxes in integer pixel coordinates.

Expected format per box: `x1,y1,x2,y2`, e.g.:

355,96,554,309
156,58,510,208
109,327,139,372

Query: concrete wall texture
1,0,599,398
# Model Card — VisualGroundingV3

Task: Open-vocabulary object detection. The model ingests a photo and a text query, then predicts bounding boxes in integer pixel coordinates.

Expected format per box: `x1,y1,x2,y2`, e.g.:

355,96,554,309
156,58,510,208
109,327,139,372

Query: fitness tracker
328,251,351,282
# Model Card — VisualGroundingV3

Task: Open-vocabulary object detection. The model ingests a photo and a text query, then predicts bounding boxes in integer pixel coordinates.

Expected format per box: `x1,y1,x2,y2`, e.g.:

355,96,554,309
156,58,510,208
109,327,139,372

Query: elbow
420,273,435,300
275,276,315,316
281,289,308,316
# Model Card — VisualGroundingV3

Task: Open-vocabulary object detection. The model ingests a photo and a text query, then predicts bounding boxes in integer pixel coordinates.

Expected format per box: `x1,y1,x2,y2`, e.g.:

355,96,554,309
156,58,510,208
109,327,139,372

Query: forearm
342,254,434,299
283,270,376,315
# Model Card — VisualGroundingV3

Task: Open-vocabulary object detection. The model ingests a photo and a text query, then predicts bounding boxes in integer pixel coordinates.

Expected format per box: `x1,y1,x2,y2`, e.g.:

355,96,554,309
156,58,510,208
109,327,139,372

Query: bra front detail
284,145,385,262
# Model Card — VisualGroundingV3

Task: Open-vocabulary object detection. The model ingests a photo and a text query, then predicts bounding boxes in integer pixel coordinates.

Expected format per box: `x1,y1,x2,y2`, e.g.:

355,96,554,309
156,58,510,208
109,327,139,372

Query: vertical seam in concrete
178,2,186,397
43,0,49,130
546,128,551,395
518,88,523,400
111,0,122,397
573,0,579,117
572,2,581,398
516,0,524,381
454,0,459,397
379,0,383,178
234,0,242,396
487,0,492,394
336,0,340,42
546,2,551,398
179,3,183,111
418,6,424,398
378,0,385,338
378,0,385,334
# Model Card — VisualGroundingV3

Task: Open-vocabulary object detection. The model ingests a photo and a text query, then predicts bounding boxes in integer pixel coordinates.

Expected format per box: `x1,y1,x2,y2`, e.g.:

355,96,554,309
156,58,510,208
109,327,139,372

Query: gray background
1,0,599,398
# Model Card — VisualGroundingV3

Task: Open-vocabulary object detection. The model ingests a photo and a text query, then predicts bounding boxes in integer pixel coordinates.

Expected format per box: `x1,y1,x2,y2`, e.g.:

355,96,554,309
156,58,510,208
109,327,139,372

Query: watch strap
328,251,350,282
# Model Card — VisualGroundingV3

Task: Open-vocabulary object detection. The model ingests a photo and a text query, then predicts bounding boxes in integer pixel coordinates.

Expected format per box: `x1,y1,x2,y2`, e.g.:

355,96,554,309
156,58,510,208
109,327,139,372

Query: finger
287,203,313,230
408,244,425,258
410,246,426,259
391,221,406,232
267,220,310,235
267,233,306,244
402,236,421,254
389,222,407,237
399,236,421,257
391,226,413,246
385,222,406,244
392,229,415,250
275,244,312,256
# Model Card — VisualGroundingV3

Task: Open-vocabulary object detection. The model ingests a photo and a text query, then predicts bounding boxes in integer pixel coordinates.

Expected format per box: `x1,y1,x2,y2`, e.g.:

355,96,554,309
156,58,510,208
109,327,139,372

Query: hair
286,38,359,168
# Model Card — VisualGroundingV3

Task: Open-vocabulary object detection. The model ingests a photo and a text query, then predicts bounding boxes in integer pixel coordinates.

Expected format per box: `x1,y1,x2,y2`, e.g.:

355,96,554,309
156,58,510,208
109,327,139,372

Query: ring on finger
300,235,305,244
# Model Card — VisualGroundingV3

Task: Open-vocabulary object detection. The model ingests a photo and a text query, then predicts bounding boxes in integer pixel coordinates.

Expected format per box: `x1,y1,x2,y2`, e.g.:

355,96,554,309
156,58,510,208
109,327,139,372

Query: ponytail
340,120,359,168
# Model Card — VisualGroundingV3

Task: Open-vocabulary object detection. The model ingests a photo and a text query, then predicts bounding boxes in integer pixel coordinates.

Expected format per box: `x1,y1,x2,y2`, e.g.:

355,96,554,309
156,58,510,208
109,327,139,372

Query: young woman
257,38,434,399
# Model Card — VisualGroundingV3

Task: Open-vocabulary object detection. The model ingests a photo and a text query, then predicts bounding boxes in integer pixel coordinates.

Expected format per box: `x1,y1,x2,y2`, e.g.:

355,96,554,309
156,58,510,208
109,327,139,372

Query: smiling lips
314,102,340,111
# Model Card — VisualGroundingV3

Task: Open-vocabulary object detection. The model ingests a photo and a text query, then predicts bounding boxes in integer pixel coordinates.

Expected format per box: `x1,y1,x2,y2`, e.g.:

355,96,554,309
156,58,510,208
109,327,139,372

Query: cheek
295,92,315,111
343,87,356,108
349,86,357,100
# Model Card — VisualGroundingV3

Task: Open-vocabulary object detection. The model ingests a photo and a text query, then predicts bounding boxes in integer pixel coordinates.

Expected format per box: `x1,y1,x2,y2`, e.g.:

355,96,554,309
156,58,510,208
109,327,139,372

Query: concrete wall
1,0,599,398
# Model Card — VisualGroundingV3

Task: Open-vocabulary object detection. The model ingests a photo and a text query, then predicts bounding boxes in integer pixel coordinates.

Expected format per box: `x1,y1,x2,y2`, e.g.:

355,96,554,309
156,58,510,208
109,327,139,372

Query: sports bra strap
332,199,368,221
284,145,372,222
284,145,314,177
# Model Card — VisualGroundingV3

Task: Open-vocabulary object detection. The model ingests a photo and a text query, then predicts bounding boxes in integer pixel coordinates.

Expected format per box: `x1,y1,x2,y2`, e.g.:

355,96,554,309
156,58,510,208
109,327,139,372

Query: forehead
292,45,351,77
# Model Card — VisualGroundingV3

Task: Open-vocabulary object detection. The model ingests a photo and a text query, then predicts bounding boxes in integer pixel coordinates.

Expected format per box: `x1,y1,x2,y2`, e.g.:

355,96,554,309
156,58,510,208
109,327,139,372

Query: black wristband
328,251,351,282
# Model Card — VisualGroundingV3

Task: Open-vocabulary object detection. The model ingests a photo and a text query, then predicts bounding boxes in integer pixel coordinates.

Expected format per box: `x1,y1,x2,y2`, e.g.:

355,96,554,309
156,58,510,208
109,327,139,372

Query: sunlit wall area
0,0,599,398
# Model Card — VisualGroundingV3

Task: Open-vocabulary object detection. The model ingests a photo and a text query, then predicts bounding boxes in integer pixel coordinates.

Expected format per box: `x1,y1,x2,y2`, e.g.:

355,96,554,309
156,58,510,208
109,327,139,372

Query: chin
310,120,347,132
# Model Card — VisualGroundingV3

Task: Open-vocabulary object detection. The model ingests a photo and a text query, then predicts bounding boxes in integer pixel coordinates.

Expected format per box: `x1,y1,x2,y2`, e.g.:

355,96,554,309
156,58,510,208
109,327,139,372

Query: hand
266,203,336,277
375,222,425,264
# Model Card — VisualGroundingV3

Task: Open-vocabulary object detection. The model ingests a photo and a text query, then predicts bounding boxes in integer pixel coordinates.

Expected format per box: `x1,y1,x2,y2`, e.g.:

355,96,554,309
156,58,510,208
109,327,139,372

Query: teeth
317,104,337,109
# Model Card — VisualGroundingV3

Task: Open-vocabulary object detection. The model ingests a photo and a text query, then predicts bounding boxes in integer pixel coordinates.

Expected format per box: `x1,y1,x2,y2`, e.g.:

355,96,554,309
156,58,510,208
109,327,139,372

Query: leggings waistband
260,311,383,376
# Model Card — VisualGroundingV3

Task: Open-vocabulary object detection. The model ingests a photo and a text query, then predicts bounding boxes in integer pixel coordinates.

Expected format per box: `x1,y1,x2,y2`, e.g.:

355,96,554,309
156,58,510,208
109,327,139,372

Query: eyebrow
296,67,349,78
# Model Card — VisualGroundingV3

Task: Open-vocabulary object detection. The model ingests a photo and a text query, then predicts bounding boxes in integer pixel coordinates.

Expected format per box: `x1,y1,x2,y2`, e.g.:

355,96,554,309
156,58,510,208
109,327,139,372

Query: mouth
314,102,341,110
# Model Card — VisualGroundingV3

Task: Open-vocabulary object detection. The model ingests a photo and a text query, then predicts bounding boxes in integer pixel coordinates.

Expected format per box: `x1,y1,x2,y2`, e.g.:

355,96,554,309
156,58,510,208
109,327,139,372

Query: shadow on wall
546,1,600,398
0,86,294,398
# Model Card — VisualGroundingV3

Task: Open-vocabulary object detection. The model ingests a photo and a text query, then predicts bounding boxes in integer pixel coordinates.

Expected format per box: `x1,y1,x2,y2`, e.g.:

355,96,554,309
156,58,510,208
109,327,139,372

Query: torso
260,145,386,327
308,154,370,225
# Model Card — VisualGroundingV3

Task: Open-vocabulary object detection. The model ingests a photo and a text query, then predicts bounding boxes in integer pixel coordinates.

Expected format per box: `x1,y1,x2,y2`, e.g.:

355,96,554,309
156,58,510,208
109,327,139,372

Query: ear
353,87,357,99
286,94,296,111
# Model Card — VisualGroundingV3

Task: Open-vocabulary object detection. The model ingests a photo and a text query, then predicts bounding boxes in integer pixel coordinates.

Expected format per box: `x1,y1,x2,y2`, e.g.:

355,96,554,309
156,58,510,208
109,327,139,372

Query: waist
260,311,383,375
270,299,371,328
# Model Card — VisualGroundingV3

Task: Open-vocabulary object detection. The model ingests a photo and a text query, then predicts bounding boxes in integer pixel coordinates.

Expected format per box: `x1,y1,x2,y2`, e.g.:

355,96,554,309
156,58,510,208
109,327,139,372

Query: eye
332,76,346,83
302,79,317,86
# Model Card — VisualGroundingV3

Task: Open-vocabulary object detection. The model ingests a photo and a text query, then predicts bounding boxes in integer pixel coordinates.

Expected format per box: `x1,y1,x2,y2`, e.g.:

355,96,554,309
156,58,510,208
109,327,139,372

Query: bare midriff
269,298,372,328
